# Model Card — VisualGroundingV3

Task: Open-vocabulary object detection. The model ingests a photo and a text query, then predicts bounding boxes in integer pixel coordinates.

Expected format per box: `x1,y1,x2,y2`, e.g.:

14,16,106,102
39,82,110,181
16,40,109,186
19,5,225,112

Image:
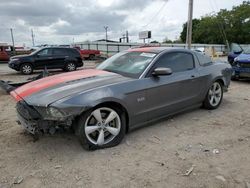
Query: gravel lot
0,62,250,188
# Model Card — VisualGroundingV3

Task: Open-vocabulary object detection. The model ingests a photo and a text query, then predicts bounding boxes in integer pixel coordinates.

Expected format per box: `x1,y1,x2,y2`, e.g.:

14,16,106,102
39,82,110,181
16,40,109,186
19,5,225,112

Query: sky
0,0,245,47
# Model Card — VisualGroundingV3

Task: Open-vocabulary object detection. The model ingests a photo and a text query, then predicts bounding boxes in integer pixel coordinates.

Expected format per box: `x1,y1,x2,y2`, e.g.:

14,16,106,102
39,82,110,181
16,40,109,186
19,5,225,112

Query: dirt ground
0,63,250,188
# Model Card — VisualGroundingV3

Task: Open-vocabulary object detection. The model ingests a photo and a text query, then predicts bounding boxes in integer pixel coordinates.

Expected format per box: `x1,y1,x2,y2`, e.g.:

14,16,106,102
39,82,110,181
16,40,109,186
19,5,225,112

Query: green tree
150,40,160,43
179,1,250,44
180,19,200,43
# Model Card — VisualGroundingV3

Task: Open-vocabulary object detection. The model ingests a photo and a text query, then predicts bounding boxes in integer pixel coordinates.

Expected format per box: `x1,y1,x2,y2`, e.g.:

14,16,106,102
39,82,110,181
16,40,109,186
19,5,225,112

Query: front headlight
34,106,67,120
10,58,19,61
47,107,65,118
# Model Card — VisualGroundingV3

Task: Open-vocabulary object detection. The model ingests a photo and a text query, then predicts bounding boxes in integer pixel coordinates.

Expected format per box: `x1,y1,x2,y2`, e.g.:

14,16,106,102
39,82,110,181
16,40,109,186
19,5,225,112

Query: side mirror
152,67,172,76
36,54,40,58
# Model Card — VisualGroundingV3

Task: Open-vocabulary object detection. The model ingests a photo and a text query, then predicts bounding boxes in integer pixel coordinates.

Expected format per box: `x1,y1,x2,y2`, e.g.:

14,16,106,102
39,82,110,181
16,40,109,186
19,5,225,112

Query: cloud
0,0,245,46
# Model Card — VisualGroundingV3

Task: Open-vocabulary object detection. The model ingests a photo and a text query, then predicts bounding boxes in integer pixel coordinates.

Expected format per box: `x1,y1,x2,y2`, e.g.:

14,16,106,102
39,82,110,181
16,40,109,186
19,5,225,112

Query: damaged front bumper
16,101,73,135
232,66,250,78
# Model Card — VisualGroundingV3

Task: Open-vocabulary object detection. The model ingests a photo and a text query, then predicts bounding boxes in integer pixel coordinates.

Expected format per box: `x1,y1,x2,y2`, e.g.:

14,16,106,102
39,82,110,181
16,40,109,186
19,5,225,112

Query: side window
154,52,194,73
195,52,212,66
52,49,66,55
37,49,52,56
69,49,79,56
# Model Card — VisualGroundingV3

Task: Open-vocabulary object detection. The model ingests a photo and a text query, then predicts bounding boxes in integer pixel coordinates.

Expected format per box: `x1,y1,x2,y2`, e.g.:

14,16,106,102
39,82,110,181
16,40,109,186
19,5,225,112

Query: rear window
195,52,212,66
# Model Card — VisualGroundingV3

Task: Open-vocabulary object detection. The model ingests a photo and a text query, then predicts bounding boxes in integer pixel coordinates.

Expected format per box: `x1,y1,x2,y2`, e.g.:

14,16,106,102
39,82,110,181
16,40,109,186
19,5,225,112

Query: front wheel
20,63,33,75
75,106,126,150
203,81,223,110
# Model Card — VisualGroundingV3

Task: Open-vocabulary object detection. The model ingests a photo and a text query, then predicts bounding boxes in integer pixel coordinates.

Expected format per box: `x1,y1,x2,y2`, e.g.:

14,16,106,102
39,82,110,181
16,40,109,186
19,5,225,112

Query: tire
203,81,223,110
75,106,126,150
89,54,95,60
20,63,33,75
64,62,76,72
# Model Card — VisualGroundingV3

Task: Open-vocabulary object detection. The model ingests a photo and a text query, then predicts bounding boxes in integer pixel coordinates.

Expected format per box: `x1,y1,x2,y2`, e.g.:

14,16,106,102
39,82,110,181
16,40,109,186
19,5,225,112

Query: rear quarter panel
197,61,232,99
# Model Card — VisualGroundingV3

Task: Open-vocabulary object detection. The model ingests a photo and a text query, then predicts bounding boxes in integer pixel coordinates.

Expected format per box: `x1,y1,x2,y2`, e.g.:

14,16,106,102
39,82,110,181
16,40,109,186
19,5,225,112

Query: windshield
97,51,156,78
231,43,243,53
243,47,250,54
30,48,42,55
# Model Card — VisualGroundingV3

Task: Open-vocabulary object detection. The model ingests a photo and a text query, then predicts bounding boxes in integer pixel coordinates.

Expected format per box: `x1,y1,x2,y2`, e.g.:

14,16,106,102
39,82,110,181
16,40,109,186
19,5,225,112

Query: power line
209,0,229,50
142,1,168,29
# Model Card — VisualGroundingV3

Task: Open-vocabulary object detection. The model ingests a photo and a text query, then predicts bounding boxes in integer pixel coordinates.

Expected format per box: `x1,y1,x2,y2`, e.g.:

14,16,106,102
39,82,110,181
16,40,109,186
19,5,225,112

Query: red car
0,46,10,61
74,47,100,60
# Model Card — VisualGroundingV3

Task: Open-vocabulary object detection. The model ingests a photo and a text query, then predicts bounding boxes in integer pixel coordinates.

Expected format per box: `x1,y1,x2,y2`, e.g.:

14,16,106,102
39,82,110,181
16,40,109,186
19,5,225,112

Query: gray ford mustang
11,47,232,150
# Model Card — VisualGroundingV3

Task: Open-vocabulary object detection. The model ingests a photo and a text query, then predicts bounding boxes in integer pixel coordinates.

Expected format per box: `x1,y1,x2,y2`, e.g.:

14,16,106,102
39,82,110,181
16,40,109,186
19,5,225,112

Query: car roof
127,46,192,54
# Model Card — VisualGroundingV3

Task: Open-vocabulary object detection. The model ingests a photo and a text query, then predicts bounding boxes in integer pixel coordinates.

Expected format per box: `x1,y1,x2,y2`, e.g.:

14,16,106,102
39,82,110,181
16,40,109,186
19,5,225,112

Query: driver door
34,48,53,69
142,52,201,121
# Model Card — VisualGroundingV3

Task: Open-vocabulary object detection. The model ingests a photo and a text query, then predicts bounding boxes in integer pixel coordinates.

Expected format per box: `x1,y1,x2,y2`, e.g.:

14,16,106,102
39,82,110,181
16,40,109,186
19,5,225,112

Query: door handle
191,75,195,78
48,57,53,59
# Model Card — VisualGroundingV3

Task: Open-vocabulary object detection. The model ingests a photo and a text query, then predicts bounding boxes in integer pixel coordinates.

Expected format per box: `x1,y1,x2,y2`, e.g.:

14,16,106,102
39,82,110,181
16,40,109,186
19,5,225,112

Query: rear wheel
64,62,76,72
20,63,33,75
89,54,95,60
76,106,126,150
203,81,223,109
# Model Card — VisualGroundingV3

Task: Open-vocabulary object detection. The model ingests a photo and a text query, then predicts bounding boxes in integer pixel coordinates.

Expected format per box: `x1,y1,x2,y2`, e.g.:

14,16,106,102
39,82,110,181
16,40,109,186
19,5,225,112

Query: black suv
8,47,83,74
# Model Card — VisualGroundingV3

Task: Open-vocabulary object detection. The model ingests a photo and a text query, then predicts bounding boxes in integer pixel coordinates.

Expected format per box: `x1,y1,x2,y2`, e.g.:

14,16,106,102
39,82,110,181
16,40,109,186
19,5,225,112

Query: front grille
16,101,41,120
240,63,250,68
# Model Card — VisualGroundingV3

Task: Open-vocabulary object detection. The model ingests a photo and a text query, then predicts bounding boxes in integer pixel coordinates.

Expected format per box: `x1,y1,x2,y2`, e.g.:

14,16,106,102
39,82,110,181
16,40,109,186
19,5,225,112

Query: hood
10,54,31,59
10,69,132,106
235,53,250,63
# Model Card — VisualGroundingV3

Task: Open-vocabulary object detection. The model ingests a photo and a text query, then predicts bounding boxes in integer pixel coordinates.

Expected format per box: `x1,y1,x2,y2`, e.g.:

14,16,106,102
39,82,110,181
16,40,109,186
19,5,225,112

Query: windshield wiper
103,69,120,74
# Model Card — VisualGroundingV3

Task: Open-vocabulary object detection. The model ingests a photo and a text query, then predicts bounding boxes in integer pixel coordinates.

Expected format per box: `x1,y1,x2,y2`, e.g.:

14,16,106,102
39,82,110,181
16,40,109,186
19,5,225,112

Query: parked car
231,47,250,80
8,47,83,74
74,47,100,60
193,47,205,55
10,47,232,150
227,43,243,64
0,46,9,61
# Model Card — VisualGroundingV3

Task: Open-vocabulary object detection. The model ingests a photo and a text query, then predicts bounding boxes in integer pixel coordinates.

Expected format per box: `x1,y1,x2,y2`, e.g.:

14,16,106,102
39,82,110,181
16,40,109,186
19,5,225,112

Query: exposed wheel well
95,102,129,133
215,79,225,87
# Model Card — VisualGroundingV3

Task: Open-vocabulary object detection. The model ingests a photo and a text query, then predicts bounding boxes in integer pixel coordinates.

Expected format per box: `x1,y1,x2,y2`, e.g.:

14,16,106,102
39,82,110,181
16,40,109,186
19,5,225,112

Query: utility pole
10,28,16,55
186,0,193,49
104,26,108,41
31,29,35,46
126,30,129,43
104,26,109,57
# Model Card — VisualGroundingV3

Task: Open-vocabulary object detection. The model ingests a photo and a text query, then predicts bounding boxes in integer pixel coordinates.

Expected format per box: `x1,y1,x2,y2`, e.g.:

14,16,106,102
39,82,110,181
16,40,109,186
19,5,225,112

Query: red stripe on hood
10,69,107,101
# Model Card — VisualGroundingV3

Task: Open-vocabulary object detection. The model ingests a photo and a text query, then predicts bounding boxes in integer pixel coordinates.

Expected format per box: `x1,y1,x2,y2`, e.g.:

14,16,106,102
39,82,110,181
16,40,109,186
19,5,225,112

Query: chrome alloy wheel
22,65,32,74
67,63,76,71
208,82,222,107
84,107,121,146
